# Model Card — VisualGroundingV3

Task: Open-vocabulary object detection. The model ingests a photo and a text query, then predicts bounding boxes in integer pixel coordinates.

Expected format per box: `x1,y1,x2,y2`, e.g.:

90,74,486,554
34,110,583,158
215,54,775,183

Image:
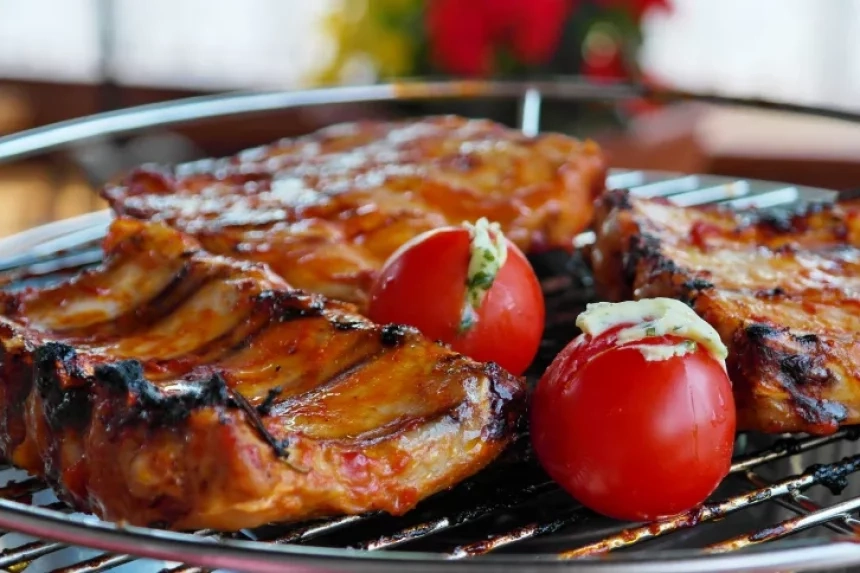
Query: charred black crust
92,360,303,463
626,234,672,279
755,287,786,298
779,353,833,388
95,360,230,427
89,358,308,464
0,341,32,453
303,295,326,314
796,333,820,344
34,343,92,432
624,234,661,283
745,200,835,235
600,188,633,210
624,233,712,301
683,277,715,292
31,343,93,491
743,324,834,390
744,323,782,341
227,388,292,461
380,324,410,347
739,324,847,428
482,363,527,442
256,289,327,321
758,210,799,233
331,318,365,331
256,386,283,416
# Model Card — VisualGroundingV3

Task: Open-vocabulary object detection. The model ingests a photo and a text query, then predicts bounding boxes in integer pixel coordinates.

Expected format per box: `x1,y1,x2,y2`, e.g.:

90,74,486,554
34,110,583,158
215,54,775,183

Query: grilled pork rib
102,116,605,308
591,190,860,435
0,218,526,530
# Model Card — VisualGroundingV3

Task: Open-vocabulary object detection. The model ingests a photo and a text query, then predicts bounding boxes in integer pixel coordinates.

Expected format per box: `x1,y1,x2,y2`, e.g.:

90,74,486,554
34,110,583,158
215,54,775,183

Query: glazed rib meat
102,115,605,308
591,189,860,435
0,218,526,530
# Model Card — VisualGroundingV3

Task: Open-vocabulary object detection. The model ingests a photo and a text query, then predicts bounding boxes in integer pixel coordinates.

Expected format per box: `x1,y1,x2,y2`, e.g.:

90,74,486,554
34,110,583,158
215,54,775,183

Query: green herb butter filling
459,218,508,332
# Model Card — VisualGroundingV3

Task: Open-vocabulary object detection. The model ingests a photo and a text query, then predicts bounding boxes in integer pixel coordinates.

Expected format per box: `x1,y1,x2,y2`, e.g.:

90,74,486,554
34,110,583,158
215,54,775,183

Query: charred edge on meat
380,324,411,347
601,188,633,211
626,234,713,302
482,362,527,441
683,279,716,297
755,287,787,298
624,234,660,287
626,233,673,279
256,289,326,321
742,324,847,427
331,318,365,331
228,388,309,472
753,201,831,234
256,386,283,416
34,342,93,432
31,343,94,498
95,360,230,427
0,340,33,453
92,360,308,466
758,210,803,233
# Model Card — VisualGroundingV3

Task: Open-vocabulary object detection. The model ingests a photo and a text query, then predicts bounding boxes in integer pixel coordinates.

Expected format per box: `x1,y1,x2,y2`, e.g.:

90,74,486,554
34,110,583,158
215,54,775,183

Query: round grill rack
1,80,860,572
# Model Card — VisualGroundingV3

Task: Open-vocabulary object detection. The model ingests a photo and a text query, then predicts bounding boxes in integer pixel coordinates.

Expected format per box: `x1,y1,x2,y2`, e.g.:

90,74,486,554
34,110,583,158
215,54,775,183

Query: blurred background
2,0,860,237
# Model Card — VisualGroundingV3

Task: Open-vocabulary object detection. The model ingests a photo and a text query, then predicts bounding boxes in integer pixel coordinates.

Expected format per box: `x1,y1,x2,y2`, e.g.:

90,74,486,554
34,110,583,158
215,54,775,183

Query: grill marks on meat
697,290,860,434
0,218,526,530
102,116,605,308
591,190,860,434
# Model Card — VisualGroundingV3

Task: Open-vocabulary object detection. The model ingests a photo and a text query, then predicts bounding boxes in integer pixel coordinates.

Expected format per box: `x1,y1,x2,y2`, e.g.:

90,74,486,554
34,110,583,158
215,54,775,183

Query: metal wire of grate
0,167,857,573
1,77,860,573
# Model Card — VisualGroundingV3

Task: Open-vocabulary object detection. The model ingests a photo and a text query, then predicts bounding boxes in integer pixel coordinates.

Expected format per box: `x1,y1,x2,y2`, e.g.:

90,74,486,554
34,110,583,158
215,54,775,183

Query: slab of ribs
591,189,860,435
103,115,606,310
0,218,526,530
0,117,604,530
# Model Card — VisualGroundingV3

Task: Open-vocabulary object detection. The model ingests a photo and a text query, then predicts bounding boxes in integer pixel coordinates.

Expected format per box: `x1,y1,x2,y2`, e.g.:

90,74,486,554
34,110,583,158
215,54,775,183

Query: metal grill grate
0,168,859,573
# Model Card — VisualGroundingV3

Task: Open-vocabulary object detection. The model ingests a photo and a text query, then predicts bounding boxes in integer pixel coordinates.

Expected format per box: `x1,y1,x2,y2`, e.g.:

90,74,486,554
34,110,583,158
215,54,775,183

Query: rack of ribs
0,218,526,530
102,115,605,309
591,189,860,435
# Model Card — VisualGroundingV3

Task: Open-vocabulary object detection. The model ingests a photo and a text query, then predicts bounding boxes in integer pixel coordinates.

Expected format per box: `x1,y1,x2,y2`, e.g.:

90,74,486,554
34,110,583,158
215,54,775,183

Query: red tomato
368,222,544,375
530,325,736,521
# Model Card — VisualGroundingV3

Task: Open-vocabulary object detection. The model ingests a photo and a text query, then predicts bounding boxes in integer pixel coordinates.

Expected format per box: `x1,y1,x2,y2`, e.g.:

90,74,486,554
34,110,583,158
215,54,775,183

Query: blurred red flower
426,0,494,76
497,0,573,64
427,0,574,76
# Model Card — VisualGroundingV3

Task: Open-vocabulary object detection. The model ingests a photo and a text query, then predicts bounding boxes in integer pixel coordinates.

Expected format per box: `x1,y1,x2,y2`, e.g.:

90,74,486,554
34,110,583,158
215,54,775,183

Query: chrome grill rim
0,170,855,572
0,79,858,572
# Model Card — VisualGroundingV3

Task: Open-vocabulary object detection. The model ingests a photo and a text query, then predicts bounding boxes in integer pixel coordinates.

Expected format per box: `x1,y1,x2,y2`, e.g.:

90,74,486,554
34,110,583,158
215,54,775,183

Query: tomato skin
531,330,736,521
456,245,544,373
369,228,468,343
368,226,544,375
